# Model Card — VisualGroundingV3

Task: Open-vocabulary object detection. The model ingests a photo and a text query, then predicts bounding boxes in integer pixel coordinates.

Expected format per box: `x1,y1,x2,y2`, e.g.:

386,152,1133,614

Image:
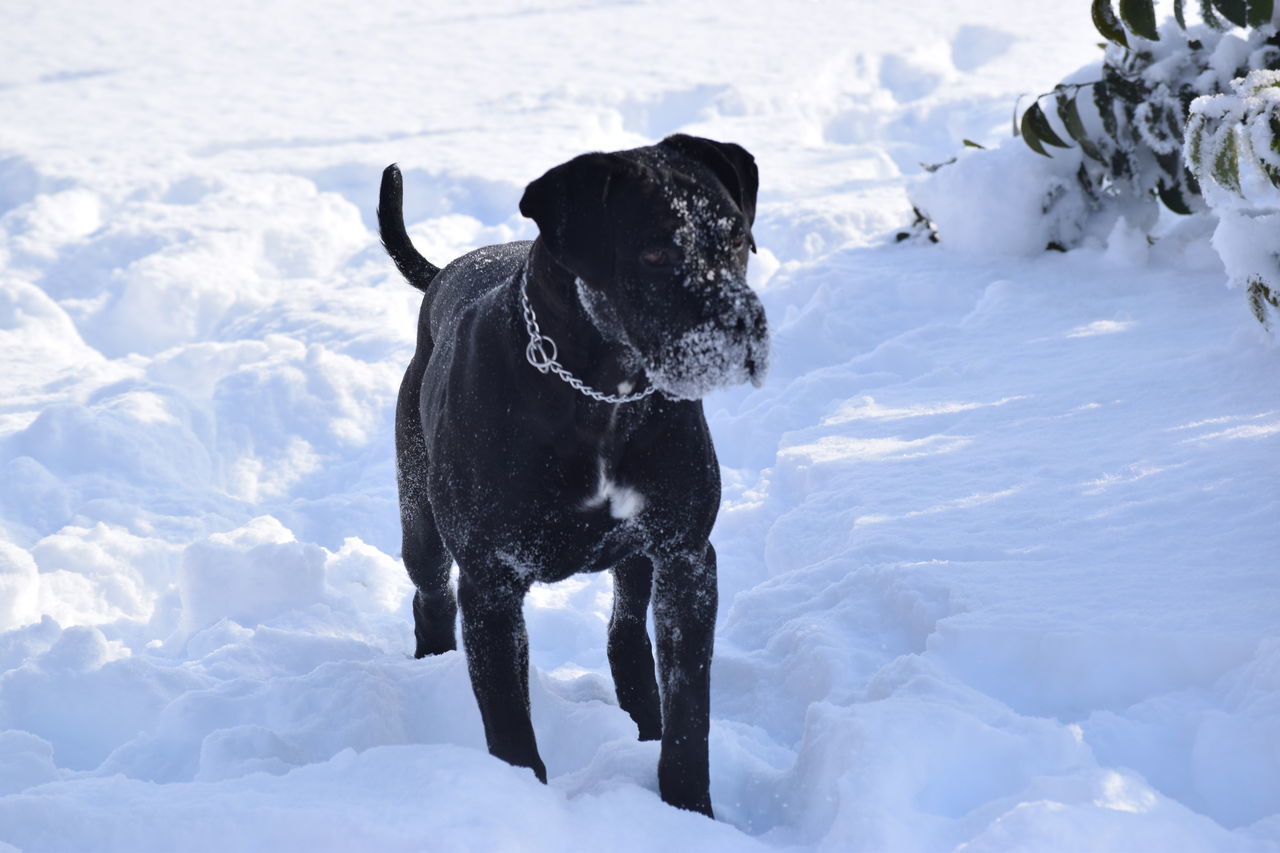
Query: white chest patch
582,457,646,520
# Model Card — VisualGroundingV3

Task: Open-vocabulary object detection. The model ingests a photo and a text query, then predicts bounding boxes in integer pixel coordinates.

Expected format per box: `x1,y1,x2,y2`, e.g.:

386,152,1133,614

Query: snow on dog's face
520,134,769,399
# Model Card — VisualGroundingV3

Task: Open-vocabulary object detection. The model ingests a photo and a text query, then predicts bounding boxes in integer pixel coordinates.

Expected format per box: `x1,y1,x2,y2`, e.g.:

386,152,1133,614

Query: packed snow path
1,1,1278,851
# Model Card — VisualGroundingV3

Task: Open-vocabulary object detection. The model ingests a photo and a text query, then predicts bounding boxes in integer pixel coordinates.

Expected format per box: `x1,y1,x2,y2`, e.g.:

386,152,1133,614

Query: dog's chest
502,471,650,583
513,426,657,581
559,399,648,519
578,455,645,520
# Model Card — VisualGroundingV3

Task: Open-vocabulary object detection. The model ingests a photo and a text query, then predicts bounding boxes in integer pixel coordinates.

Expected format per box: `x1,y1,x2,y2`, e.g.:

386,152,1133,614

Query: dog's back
422,241,530,346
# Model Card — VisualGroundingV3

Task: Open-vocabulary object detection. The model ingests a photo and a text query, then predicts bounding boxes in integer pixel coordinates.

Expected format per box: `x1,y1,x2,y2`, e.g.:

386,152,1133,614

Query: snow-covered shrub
1018,1,1280,212
914,1,1280,255
1015,3,1280,215
1185,69,1280,332
912,0,1280,334
908,142,1106,256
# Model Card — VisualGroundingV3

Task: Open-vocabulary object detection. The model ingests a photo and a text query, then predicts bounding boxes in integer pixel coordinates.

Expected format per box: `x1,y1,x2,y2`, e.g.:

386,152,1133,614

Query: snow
1,1,1278,851
907,142,1094,256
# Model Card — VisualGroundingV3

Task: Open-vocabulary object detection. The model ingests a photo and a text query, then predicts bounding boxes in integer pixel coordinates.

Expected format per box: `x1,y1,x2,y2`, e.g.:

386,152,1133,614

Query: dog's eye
640,248,675,267
731,234,746,250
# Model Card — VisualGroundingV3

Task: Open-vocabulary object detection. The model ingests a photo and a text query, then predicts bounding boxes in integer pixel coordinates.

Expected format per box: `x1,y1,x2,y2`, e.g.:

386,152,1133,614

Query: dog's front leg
652,542,718,818
458,568,547,783
608,554,662,741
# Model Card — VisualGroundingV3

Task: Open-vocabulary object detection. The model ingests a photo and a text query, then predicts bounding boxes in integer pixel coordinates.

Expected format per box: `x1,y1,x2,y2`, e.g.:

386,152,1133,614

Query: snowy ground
1,1,1278,850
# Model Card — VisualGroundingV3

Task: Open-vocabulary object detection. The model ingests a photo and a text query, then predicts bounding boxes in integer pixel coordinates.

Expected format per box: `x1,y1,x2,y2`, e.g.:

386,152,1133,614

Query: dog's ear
520,152,641,279
661,134,759,234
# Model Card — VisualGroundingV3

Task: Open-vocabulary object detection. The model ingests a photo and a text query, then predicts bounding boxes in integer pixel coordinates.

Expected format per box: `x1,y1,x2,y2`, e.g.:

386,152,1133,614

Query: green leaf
1110,149,1134,181
1054,91,1106,163
1092,0,1130,46
1021,102,1071,158
1021,116,1050,155
1154,149,1184,187
1102,66,1145,104
962,139,986,149
1213,0,1248,26
1248,0,1274,27
1212,130,1242,193
1185,115,1206,170
1156,180,1193,213
1120,0,1160,39
1119,99,1140,150
1094,83,1120,143
1264,115,1280,188
1033,103,1071,148
1247,278,1279,325
1201,0,1226,29
1175,0,1188,27
1056,92,1090,143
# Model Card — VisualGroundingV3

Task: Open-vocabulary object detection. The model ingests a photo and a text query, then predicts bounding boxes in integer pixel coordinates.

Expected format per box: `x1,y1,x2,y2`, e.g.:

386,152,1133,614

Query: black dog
378,134,767,817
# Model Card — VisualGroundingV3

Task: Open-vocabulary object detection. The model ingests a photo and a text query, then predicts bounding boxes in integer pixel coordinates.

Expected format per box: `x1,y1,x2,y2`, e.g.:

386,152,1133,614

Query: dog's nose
722,294,766,337
742,301,768,387
738,301,767,340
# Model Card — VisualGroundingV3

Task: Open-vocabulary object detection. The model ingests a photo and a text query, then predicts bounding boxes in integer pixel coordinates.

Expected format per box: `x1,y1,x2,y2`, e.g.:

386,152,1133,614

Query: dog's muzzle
646,289,769,400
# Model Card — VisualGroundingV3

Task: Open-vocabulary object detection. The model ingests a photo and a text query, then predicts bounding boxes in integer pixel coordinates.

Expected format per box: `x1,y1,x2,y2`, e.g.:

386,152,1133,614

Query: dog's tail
378,164,440,292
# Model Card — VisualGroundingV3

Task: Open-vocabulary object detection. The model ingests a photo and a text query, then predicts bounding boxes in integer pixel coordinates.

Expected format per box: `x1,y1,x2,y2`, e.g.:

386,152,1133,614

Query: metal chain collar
519,268,659,404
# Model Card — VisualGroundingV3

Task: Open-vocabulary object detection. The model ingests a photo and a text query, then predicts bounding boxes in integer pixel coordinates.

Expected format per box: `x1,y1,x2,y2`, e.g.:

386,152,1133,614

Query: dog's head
519,134,769,400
